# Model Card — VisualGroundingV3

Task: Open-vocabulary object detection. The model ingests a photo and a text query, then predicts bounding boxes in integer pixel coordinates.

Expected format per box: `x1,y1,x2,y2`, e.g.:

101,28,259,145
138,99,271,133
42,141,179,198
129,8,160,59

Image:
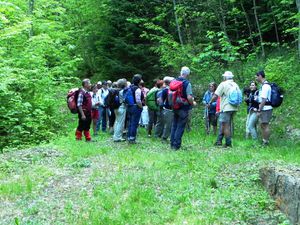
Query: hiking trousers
147,109,158,134
96,106,107,132
170,109,189,149
161,108,173,140
127,105,142,141
155,109,164,138
247,111,258,139
113,105,126,141
77,112,92,132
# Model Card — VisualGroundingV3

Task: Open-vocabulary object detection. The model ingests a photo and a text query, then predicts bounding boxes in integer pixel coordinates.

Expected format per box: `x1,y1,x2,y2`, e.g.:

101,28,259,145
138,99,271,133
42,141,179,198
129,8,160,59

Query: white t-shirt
258,82,272,111
90,92,100,109
99,88,109,106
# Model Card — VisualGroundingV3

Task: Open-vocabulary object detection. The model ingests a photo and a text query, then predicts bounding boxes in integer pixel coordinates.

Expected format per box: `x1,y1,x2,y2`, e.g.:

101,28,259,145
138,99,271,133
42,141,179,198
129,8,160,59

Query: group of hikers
72,66,275,150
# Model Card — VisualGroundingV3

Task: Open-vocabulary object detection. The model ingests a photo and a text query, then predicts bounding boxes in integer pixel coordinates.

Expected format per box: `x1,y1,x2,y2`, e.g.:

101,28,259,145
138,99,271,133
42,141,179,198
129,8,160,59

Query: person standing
127,74,144,144
113,78,127,142
208,71,240,147
139,80,149,127
202,82,218,135
90,84,100,136
96,81,109,132
158,76,174,142
244,81,259,140
75,79,92,141
170,66,196,150
256,71,273,145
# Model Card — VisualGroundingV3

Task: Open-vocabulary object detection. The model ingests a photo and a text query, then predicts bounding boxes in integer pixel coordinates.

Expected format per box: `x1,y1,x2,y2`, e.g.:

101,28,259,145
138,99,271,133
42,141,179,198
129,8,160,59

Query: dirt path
0,147,117,224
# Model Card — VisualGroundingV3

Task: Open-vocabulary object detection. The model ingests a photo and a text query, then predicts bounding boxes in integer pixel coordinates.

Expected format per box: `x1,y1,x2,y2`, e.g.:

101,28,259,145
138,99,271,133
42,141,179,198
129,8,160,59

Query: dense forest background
1,0,300,150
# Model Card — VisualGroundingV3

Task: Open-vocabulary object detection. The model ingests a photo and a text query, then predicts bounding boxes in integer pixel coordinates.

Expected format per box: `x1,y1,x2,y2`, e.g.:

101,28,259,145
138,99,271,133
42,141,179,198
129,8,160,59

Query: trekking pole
205,105,210,134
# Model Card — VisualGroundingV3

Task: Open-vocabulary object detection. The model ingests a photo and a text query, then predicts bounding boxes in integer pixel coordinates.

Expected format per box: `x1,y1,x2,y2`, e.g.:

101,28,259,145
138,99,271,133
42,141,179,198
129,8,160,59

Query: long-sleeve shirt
202,90,216,114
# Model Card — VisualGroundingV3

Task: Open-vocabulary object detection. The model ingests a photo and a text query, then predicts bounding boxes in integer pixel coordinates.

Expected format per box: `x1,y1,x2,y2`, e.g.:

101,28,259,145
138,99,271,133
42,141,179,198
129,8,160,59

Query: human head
222,71,234,80
249,81,257,91
255,70,265,83
163,76,174,86
97,81,102,89
112,82,118,88
132,74,142,86
152,79,159,87
107,80,112,88
180,66,191,78
139,80,145,88
91,84,98,94
156,80,164,89
209,82,217,92
102,81,108,89
82,79,91,90
117,78,127,89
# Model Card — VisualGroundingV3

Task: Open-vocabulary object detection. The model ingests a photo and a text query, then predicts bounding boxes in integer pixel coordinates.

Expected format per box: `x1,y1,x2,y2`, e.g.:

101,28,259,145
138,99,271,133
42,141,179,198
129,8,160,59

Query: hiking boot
223,144,232,148
128,140,137,144
114,138,126,142
214,142,222,146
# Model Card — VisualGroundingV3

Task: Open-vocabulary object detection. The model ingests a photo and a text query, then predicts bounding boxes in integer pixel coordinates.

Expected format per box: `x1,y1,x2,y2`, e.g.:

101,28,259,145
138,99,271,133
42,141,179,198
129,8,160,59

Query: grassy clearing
1,121,299,224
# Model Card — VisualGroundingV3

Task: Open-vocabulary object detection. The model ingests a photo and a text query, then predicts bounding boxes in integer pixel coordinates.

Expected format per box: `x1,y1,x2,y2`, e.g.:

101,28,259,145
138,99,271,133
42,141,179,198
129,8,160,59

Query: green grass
1,121,299,224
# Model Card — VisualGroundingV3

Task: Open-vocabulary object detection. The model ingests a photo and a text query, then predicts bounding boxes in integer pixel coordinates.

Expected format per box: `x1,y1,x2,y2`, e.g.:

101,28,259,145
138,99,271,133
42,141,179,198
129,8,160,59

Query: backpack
168,79,189,110
123,86,136,106
104,89,121,109
146,87,159,111
156,89,165,107
67,88,80,114
264,82,283,108
228,83,243,106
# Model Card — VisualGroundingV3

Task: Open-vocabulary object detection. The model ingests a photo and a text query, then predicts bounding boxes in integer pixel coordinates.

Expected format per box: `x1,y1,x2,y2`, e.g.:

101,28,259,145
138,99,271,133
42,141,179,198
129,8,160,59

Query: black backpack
104,89,121,109
265,82,283,108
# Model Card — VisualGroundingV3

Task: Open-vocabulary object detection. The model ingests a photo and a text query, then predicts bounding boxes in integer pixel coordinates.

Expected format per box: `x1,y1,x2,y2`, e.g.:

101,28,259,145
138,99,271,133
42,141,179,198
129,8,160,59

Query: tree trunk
240,1,257,52
253,0,265,58
270,3,281,50
172,0,184,46
28,0,35,37
218,0,230,42
296,0,300,59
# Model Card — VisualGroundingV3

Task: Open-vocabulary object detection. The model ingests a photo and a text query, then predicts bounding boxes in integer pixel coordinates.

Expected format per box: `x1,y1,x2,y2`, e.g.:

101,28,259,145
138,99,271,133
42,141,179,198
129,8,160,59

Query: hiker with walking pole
202,82,218,135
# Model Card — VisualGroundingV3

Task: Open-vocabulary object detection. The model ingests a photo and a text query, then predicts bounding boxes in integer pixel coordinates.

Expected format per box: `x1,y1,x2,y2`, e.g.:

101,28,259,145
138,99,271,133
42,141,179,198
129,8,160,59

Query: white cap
97,81,102,85
222,71,234,78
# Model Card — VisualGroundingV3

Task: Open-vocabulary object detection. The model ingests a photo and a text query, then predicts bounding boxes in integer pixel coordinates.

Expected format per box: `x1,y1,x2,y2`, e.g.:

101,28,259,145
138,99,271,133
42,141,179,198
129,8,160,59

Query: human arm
77,92,86,120
135,88,143,108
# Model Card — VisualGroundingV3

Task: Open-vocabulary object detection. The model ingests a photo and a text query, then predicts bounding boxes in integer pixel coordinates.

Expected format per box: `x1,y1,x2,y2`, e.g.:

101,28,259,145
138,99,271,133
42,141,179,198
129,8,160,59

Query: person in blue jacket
202,82,218,135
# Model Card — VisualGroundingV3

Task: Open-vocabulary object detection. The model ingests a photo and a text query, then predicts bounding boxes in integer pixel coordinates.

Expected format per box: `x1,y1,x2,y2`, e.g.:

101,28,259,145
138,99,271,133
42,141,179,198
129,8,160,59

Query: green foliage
0,0,81,150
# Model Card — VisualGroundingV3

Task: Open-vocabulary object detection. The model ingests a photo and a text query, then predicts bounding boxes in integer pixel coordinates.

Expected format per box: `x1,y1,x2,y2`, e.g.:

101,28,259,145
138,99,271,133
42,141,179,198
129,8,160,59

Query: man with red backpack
170,67,196,150
75,79,93,141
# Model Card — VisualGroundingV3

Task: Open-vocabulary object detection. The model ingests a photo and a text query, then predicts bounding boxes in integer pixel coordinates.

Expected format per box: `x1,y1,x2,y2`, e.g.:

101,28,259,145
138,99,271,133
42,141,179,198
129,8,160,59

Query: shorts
208,113,217,126
219,111,235,123
260,109,272,124
91,109,99,120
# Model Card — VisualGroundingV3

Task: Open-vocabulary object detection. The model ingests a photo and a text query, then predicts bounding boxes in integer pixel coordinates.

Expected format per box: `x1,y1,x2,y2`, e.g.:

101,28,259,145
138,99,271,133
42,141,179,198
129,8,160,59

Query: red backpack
67,88,80,114
168,79,189,110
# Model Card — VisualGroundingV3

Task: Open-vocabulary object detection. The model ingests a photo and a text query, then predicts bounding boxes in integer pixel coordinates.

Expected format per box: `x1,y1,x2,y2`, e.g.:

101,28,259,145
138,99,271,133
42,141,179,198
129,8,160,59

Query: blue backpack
228,83,242,106
123,86,136,106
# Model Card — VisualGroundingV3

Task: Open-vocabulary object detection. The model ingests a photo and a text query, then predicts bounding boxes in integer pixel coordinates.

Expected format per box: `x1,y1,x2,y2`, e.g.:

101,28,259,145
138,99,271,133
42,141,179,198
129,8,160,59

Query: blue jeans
96,106,107,132
127,105,142,141
247,111,258,139
170,109,189,149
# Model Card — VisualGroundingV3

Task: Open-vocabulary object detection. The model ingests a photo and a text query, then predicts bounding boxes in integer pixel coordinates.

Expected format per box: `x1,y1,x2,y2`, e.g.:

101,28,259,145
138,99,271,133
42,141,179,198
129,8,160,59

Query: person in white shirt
96,81,109,132
255,71,273,146
90,85,100,136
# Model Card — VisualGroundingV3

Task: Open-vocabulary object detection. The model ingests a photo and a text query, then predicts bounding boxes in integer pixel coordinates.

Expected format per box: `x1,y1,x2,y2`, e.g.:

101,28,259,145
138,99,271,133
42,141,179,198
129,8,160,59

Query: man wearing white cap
208,71,240,147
